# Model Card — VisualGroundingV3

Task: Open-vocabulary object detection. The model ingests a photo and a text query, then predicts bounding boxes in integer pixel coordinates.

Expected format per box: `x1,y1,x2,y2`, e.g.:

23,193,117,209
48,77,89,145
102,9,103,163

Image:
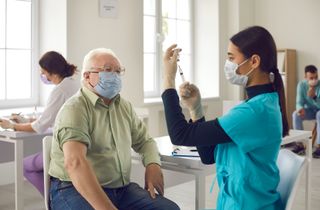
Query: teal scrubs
217,92,284,210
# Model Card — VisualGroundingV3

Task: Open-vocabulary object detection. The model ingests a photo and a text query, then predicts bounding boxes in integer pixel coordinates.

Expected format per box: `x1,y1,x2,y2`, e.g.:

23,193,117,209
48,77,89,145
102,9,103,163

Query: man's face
84,54,121,87
305,72,318,81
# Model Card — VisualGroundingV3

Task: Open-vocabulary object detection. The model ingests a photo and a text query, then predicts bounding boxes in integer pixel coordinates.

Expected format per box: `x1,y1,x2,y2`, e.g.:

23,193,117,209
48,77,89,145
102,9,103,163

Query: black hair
39,51,77,78
305,65,318,74
230,26,289,137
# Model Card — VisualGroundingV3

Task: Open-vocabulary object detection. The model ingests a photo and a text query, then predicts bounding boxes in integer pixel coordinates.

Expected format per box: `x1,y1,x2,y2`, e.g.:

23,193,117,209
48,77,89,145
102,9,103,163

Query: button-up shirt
49,87,161,188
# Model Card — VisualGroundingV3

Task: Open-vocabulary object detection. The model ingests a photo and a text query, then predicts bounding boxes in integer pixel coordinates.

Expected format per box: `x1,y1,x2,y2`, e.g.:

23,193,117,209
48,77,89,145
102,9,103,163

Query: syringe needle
178,65,186,83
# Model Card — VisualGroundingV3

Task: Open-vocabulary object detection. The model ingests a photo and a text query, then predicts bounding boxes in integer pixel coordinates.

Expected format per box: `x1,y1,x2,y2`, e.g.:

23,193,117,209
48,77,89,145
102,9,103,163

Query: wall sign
99,0,118,18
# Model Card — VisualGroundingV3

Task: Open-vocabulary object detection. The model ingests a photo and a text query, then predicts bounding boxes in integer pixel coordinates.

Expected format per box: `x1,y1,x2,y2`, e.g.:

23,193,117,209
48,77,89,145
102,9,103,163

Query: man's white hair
82,48,121,75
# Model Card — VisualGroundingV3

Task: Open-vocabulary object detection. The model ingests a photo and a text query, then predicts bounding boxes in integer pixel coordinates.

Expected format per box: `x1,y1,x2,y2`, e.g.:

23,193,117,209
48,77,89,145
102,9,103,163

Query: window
143,0,193,99
0,0,38,108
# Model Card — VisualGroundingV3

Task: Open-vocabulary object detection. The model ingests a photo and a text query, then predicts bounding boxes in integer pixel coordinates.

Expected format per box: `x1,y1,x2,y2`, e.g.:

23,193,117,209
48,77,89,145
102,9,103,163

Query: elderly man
48,48,180,210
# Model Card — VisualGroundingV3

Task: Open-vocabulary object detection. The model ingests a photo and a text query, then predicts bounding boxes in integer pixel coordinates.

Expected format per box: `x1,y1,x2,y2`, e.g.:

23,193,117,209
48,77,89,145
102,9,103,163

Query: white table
140,130,312,210
282,129,312,210
0,129,52,210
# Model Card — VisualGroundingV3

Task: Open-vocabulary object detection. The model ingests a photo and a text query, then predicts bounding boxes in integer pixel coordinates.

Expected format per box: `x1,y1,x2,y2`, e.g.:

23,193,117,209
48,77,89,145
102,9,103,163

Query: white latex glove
10,114,30,123
0,119,15,130
163,44,181,90
179,82,204,121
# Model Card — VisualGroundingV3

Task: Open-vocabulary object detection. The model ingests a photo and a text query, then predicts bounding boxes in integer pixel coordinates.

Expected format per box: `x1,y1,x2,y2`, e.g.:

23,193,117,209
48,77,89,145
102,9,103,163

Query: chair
42,136,53,210
276,149,307,210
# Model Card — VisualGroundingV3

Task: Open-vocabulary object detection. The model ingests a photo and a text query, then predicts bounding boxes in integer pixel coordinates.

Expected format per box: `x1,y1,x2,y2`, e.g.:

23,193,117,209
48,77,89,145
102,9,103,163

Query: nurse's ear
250,54,261,69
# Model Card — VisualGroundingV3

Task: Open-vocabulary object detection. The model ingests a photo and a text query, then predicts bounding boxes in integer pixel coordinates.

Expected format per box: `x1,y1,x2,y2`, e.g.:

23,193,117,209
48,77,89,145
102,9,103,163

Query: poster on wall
99,0,118,18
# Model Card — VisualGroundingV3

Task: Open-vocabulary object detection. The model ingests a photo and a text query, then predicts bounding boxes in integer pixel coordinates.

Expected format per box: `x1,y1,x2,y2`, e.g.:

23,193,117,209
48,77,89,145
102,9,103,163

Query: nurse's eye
228,57,234,61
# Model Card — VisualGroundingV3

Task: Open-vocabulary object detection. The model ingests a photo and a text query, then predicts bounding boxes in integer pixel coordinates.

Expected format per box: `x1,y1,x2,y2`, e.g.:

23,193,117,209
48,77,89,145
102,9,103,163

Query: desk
139,130,312,210
0,129,52,210
282,129,312,210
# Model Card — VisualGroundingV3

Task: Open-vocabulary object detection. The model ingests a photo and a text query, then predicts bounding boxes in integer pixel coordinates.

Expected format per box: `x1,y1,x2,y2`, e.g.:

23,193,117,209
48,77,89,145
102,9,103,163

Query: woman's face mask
224,59,255,86
93,71,122,99
40,74,53,85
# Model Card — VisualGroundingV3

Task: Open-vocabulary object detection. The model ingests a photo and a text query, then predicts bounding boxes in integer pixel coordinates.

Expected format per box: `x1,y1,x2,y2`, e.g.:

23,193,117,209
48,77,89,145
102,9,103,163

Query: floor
0,158,319,210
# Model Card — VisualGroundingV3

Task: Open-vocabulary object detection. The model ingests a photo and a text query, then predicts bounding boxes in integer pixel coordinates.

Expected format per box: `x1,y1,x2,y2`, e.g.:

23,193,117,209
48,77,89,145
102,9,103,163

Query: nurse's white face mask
224,59,255,87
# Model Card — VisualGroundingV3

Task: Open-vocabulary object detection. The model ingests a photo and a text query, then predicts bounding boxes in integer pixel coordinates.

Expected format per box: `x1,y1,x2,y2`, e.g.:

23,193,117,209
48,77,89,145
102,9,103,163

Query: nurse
161,26,289,209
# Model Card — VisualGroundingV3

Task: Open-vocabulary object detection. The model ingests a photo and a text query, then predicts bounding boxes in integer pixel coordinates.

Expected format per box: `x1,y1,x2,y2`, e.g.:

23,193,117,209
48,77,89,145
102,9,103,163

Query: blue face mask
94,71,122,99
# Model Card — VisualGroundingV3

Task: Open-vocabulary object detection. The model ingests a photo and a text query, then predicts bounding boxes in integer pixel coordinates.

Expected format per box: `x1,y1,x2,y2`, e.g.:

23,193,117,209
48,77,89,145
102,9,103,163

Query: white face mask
224,59,255,86
308,79,318,87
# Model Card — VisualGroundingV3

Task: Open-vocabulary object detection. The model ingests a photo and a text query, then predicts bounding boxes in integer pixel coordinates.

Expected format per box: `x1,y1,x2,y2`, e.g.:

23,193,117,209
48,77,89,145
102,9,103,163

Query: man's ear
83,72,90,79
250,54,261,69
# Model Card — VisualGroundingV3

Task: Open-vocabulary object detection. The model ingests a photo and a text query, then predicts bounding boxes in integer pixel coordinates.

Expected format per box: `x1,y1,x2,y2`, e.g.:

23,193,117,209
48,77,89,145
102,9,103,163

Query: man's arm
296,82,305,110
63,141,117,210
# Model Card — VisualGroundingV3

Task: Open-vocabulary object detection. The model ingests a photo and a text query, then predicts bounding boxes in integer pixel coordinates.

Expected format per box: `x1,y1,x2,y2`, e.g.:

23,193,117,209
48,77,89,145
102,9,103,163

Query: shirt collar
245,83,275,99
82,86,121,107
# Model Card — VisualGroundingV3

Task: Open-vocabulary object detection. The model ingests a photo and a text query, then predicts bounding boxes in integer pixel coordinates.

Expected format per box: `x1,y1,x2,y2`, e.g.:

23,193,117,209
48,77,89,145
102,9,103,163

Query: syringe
178,65,186,83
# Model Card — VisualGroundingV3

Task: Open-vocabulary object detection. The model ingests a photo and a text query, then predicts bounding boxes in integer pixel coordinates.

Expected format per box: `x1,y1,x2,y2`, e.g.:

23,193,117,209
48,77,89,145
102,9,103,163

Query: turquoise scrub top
216,92,284,210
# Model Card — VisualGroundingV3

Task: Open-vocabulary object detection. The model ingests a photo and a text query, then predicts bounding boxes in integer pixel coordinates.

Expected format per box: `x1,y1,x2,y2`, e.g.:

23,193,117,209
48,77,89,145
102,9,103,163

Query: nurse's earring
269,72,275,83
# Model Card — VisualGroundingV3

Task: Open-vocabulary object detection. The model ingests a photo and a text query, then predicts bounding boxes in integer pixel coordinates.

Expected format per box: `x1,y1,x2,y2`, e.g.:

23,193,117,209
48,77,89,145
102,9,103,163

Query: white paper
172,146,199,157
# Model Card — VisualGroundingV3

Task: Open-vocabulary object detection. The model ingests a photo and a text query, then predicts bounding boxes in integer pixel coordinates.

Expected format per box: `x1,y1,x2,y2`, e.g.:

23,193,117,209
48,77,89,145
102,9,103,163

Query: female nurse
0,51,80,195
161,26,289,209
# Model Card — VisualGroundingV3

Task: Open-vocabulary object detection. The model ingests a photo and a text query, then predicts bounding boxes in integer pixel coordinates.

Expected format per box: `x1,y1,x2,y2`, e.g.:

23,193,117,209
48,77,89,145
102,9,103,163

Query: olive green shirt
49,87,161,188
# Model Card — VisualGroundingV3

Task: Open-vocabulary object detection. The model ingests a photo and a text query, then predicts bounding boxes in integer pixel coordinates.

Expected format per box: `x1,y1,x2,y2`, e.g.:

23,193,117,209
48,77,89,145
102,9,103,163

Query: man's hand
0,119,15,130
298,108,305,118
145,163,164,198
307,87,316,98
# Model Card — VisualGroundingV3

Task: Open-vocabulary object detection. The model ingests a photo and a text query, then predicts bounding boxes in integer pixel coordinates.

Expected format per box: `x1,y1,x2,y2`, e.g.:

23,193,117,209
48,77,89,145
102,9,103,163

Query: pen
178,65,186,83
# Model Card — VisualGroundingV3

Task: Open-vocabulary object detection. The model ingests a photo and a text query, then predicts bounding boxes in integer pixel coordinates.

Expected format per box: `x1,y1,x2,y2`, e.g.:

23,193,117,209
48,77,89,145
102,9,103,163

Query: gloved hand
0,119,15,130
163,44,181,90
179,82,204,121
10,114,29,123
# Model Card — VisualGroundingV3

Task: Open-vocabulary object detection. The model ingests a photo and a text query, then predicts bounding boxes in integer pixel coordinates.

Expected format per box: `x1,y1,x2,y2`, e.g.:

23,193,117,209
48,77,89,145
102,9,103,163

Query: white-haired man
48,48,180,210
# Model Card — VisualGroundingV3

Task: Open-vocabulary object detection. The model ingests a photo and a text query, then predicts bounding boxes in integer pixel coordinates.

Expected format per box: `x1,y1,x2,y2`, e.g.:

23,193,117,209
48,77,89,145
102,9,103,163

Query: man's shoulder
298,80,307,87
61,91,88,112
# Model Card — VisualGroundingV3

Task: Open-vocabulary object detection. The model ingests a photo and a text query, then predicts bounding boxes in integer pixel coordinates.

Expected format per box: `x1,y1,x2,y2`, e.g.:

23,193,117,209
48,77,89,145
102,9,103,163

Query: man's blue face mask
94,71,122,99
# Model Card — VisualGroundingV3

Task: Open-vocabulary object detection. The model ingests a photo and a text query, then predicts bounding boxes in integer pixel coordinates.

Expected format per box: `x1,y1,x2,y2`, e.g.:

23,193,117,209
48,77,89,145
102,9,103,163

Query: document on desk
172,147,200,157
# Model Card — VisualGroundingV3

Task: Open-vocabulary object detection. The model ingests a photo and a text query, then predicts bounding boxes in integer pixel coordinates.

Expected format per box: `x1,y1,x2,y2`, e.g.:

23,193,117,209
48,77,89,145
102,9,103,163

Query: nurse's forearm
13,123,35,132
161,89,232,147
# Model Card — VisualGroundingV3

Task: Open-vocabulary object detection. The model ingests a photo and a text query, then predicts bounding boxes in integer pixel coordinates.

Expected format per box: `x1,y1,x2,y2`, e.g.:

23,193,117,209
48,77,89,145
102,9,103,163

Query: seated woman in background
0,51,80,195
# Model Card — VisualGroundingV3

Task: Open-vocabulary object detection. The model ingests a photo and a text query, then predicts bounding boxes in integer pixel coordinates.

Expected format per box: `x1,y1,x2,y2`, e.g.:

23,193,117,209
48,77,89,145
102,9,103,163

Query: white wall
39,0,68,105
66,0,144,107
194,0,219,98
254,0,320,81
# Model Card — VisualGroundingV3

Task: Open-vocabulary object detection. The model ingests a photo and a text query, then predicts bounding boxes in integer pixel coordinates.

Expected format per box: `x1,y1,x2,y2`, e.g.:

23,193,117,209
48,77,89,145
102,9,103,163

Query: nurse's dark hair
39,51,77,78
230,26,289,137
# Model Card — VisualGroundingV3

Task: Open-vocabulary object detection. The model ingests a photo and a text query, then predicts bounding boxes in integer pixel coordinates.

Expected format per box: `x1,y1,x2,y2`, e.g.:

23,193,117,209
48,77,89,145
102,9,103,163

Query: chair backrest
276,149,307,210
42,136,53,210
